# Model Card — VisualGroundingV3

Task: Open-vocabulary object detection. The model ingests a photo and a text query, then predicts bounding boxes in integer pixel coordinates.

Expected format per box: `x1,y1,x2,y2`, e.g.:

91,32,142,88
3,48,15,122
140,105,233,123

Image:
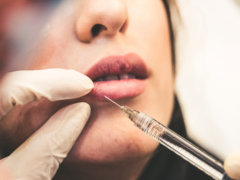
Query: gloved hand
0,68,93,180
224,150,240,180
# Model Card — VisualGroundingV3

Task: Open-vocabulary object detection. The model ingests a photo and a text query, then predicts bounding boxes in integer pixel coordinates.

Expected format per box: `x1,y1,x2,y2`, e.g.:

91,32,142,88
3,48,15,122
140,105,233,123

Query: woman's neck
53,155,152,180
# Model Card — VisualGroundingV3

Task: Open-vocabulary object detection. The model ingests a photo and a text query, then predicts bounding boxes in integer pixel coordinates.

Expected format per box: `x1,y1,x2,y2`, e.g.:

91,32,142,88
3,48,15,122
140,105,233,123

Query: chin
64,105,159,164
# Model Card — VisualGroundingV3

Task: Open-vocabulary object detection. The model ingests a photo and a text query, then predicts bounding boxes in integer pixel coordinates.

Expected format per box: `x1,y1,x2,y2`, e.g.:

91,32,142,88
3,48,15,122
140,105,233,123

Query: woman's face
4,0,173,173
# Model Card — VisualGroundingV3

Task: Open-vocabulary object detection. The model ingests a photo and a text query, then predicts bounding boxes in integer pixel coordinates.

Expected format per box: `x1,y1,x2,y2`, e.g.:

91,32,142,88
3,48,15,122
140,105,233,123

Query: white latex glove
0,69,93,180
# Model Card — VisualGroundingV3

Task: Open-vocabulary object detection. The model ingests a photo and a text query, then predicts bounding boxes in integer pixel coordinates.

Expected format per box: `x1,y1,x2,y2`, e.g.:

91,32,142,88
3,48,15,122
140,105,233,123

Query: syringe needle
104,96,138,119
104,96,123,109
104,95,233,180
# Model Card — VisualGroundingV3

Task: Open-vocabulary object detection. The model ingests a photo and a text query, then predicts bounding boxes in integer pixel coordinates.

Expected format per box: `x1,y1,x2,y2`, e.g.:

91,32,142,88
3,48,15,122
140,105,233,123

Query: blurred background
0,0,61,75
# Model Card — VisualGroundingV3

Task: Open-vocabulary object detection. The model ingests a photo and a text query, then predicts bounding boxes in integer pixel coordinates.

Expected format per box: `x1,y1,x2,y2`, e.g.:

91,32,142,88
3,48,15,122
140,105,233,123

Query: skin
0,0,173,179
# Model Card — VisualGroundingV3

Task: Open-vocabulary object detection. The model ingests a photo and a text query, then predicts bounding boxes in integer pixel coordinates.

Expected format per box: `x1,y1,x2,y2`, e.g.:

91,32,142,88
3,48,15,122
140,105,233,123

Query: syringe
104,96,233,180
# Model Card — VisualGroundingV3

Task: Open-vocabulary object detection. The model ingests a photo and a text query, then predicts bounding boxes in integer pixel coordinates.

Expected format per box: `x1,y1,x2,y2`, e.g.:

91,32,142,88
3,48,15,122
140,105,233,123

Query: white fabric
170,0,240,159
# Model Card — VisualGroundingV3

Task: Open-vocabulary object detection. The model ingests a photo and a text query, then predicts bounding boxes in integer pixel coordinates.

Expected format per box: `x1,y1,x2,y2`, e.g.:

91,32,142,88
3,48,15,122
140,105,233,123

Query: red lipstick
86,53,148,100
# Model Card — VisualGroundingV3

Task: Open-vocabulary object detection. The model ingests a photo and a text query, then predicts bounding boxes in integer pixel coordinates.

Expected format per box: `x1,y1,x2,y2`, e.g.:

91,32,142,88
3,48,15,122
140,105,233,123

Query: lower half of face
1,0,174,170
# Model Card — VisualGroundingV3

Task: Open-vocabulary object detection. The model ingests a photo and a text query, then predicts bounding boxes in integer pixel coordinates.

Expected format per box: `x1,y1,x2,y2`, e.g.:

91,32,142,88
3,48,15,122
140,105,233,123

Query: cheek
29,37,59,69
29,15,76,70
128,0,169,45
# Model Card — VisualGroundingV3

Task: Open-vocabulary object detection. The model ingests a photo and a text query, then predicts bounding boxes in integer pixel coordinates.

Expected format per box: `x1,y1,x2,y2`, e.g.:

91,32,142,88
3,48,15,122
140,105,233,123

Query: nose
75,0,128,43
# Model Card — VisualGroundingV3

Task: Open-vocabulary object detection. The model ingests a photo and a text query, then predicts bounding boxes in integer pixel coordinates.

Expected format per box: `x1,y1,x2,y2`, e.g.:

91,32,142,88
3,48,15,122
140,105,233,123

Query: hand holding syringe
104,96,233,180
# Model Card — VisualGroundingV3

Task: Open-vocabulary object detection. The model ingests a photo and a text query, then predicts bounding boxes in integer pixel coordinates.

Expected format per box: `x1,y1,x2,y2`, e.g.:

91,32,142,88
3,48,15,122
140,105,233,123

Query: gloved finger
1,102,91,180
0,69,93,118
224,150,240,180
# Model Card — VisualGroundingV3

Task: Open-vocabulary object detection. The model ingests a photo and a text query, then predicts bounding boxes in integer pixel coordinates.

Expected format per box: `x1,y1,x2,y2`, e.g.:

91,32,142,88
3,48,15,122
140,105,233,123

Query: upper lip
86,53,148,81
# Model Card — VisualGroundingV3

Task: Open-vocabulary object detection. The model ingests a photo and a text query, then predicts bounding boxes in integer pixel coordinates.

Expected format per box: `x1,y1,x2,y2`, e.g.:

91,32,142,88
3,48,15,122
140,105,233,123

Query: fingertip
224,150,240,180
52,102,91,126
28,68,94,98
50,69,94,100
74,102,91,121
69,69,94,94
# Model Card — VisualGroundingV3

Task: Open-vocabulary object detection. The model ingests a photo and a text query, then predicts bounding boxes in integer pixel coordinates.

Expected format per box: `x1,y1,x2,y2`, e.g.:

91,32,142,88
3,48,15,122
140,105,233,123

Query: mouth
86,53,148,100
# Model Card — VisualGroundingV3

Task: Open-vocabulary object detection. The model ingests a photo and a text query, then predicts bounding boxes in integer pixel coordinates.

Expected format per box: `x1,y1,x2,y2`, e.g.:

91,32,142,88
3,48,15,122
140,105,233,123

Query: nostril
91,24,107,37
119,20,128,33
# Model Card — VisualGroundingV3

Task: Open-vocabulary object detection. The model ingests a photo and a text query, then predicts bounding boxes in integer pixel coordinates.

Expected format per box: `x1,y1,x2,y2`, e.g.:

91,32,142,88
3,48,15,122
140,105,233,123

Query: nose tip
75,0,128,43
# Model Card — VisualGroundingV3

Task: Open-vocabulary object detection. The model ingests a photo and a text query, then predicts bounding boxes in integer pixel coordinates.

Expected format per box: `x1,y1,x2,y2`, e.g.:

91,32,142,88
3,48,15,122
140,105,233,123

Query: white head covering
169,0,240,159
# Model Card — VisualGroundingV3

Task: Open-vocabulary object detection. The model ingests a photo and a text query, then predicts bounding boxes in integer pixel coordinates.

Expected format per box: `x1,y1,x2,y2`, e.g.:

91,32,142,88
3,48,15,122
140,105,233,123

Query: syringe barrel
132,112,232,180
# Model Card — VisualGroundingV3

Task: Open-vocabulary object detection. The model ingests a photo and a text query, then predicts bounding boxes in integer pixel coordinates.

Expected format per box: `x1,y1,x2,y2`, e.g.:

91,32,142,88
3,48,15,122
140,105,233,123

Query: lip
86,53,148,100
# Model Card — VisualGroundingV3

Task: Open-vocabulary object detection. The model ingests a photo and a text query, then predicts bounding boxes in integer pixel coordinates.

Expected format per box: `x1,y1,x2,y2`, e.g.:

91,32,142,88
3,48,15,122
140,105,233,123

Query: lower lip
89,79,146,100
